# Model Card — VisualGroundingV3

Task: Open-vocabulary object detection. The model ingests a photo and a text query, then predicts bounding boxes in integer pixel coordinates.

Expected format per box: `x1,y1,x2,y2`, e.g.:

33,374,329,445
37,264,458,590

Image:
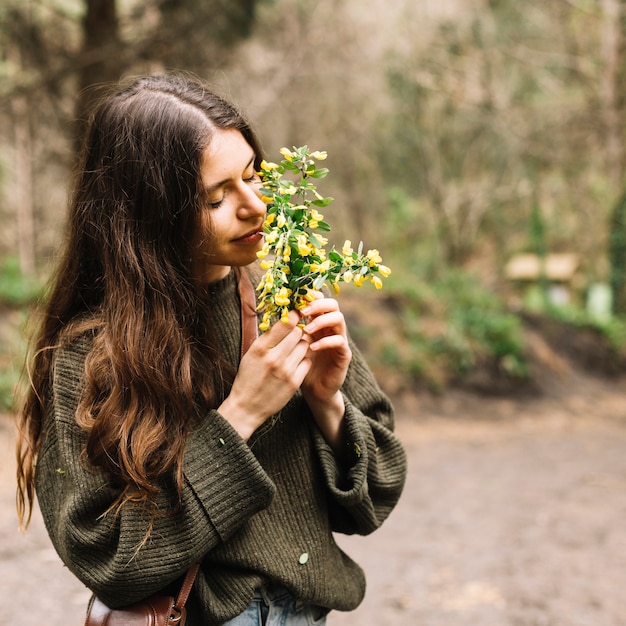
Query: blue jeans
221,585,328,626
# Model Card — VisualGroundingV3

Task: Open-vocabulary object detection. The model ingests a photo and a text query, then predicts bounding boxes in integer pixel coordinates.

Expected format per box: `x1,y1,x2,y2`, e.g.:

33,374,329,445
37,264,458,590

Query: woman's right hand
217,310,312,441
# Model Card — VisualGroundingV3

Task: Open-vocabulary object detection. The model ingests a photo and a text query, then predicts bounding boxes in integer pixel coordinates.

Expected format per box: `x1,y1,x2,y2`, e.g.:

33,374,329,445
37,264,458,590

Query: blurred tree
0,0,265,271
605,0,626,313
378,0,604,274
75,0,121,143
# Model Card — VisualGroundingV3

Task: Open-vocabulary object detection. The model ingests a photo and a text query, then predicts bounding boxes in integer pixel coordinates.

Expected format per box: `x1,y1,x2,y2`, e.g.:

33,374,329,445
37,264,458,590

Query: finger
261,310,303,348
308,334,352,354
303,311,346,337
301,297,339,318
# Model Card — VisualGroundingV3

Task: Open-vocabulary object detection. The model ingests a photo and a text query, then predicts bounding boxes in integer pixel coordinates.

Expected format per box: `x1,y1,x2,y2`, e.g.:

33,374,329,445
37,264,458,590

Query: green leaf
309,167,329,179
312,196,334,207
313,274,327,290
308,233,322,248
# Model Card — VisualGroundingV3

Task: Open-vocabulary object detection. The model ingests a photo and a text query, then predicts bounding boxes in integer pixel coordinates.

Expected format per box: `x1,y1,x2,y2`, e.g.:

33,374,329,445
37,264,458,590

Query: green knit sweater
35,269,407,625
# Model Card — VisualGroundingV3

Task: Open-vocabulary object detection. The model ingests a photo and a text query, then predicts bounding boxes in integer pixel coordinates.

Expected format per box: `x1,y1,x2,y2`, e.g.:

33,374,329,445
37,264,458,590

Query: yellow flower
310,151,328,160
297,234,312,256
366,249,382,266
378,264,392,278
354,274,366,287
308,209,324,228
261,160,279,171
275,287,292,307
309,259,331,274
280,147,294,161
281,307,290,323
264,214,276,227
280,185,298,196
343,270,353,283
257,242,270,259
371,276,383,289
342,240,352,256
259,311,272,332
261,195,274,204
277,213,287,228
331,281,340,294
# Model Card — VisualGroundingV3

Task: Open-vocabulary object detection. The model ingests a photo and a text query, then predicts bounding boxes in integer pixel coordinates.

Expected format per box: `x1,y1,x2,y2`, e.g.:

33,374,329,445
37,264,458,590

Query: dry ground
2,372,626,626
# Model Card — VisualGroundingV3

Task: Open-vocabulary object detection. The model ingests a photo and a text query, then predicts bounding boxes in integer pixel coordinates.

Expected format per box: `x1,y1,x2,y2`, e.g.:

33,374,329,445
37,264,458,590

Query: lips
233,228,264,244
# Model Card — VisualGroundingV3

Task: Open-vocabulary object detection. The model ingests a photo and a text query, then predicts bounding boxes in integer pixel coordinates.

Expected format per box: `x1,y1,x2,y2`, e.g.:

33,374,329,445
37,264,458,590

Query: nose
237,181,267,218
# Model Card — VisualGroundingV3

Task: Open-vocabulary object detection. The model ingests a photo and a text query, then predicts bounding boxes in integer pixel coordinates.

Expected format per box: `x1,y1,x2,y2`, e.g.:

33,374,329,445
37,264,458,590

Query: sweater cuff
183,410,276,541
312,397,369,504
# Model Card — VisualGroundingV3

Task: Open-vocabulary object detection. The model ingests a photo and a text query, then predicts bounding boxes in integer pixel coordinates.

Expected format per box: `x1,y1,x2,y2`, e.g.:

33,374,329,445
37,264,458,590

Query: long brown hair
16,74,264,527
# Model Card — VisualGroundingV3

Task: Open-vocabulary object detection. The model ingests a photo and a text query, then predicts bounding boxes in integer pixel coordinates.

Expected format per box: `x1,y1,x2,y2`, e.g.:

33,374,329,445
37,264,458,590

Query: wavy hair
16,74,264,527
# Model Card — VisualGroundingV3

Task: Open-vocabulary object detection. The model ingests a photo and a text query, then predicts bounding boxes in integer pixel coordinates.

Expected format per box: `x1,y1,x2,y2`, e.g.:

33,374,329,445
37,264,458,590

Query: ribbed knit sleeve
35,336,275,608
311,338,407,535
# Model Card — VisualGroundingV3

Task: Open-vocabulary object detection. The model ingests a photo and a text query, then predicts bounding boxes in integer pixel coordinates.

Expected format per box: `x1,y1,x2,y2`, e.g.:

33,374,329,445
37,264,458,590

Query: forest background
2,0,626,409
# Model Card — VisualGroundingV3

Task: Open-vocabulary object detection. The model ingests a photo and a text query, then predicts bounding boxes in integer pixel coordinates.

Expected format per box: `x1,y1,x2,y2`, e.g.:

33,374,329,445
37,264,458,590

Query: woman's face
193,129,267,284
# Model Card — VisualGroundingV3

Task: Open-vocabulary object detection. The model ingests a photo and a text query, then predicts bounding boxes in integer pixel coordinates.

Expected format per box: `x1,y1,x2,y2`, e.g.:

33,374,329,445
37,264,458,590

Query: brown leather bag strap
173,562,201,612
235,265,259,358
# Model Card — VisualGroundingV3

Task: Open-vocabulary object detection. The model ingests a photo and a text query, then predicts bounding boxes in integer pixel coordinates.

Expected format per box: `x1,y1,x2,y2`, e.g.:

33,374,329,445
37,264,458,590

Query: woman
16,74,407,625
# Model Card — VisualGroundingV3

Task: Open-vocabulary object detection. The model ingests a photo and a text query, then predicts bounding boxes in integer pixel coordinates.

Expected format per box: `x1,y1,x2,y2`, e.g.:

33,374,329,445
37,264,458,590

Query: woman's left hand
299,294,352,452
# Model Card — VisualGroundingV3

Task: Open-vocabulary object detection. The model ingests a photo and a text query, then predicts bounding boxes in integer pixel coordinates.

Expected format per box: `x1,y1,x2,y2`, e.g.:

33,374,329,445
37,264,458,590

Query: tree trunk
605,0,626,312
12,95,36,275
74,0,121,146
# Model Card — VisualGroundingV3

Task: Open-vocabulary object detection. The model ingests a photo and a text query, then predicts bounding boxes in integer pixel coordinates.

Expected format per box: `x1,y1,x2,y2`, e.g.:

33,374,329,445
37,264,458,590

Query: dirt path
2,379,626,626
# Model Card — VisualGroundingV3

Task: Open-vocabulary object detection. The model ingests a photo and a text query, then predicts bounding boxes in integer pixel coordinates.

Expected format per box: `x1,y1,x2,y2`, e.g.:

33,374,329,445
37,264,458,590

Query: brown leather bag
84,562,200,626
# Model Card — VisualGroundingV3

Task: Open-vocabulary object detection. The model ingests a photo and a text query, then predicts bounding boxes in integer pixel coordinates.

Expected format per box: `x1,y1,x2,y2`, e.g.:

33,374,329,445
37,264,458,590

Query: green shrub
379,267,528,389
0,256,42,306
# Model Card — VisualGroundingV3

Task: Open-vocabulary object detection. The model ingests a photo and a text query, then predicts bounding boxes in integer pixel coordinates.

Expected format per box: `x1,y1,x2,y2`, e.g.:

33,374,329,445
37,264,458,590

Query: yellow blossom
371,276,383,289
261,160,279,171
275,287,292,307
366,249,382,266
260,259,274,270
297,234,312,256
342,240,352,256
354,274,366,287
343,270,353,283
277,213,287,228
310,259,331,273
308,209,324,228
378,264,392,278
265,230,279,244
257,243,270,259
281,307,290,323
310,151,328,160
280,147,294,161
264,214,276,227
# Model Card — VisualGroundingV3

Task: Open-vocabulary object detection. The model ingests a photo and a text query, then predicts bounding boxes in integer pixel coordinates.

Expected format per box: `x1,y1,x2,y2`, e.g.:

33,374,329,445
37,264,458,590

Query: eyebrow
202,154,256,196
